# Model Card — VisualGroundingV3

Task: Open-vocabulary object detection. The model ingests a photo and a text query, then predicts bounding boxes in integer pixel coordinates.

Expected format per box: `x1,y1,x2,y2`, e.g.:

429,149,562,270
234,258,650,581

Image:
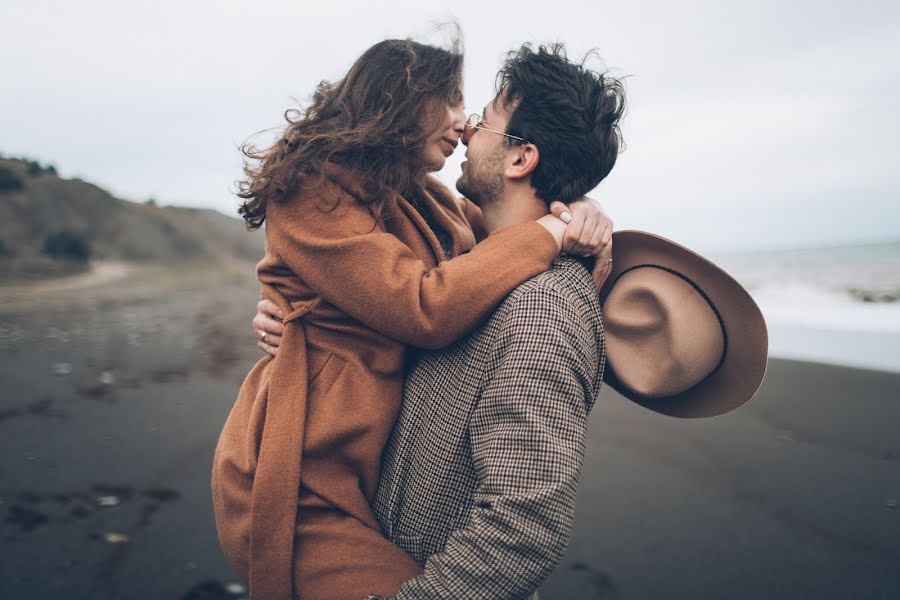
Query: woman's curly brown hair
238,38,463,229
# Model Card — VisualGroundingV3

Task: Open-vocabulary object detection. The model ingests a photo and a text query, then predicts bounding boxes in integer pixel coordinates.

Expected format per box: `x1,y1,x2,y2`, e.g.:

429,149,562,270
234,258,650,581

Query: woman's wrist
536,214,566,252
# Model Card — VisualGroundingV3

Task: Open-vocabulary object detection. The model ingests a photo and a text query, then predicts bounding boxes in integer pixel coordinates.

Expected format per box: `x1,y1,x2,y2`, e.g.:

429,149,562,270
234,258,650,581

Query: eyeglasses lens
462,114,480,144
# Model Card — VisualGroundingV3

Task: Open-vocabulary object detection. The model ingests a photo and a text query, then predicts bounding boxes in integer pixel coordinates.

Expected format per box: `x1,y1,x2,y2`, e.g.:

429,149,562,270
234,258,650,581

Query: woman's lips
441,139,456,155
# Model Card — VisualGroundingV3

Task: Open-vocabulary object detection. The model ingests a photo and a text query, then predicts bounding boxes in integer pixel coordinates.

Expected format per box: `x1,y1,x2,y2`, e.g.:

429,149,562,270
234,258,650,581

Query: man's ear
503,143,539,180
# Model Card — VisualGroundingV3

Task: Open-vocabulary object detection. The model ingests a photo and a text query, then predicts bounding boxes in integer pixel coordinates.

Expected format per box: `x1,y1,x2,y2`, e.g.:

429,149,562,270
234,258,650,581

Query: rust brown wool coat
211,163,558,600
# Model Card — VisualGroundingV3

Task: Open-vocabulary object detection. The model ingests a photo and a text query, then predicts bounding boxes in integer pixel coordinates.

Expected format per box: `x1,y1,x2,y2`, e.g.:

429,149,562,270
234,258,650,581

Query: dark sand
1,263,898,599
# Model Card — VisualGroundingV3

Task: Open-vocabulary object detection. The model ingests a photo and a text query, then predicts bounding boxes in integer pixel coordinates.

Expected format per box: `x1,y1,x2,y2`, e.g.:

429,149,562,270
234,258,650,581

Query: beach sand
1,264,897,599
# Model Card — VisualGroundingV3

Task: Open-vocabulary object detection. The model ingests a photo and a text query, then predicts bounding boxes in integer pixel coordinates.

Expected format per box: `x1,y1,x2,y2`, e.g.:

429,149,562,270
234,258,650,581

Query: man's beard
456,154,505,207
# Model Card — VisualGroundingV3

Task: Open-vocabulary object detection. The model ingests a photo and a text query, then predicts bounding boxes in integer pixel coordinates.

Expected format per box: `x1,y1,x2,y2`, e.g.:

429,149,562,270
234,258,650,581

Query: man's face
455,96,510,207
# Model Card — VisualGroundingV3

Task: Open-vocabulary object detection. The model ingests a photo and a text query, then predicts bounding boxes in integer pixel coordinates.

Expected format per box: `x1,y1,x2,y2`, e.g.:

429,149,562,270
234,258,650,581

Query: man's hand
550,198,613,289
253,299,285,356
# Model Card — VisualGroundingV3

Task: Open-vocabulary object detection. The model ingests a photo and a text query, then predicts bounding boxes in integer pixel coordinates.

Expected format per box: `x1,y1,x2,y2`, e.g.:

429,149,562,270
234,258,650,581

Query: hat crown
604,266,725,398
599,230,768,418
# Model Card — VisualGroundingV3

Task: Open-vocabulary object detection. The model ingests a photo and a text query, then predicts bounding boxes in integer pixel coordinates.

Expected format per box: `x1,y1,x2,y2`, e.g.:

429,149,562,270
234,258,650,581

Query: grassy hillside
0,157,264,280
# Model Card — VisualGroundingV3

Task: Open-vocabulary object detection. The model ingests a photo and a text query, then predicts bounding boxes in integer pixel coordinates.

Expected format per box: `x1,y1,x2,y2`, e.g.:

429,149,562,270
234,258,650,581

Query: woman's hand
253,299,285,356
550,197,614,288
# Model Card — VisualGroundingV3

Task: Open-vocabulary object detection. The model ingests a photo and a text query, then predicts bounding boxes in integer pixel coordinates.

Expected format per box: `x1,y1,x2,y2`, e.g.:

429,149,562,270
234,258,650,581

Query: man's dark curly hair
496,43,626,203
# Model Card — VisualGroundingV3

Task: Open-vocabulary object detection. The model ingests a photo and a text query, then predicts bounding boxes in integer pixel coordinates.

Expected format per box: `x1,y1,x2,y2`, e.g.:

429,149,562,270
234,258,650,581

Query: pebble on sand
101,532,130,544
775,429,796,443
225,582,246,595
52,362,72,376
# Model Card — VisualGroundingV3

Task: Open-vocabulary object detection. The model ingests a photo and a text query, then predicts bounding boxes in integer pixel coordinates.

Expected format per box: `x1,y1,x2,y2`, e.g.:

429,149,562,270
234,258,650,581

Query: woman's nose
451,106,467,133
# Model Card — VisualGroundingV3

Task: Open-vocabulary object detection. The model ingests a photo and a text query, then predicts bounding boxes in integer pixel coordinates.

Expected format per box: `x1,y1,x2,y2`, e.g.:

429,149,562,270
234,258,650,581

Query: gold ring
260,331,267,342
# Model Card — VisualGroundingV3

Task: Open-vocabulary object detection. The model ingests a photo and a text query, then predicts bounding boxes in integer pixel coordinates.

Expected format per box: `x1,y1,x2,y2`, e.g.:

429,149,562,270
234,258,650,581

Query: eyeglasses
463,113,526,145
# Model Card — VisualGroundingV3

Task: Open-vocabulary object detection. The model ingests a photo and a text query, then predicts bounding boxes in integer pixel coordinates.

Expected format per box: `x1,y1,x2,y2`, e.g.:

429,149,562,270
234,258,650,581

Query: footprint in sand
570,561,618,599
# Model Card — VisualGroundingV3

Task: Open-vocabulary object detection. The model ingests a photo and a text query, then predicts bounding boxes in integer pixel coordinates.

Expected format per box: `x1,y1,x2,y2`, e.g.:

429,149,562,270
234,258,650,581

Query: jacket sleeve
266,188,558,349
392,286,595,599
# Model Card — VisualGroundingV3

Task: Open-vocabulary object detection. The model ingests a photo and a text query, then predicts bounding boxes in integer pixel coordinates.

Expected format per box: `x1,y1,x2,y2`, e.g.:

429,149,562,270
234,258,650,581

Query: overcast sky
2,0,898,252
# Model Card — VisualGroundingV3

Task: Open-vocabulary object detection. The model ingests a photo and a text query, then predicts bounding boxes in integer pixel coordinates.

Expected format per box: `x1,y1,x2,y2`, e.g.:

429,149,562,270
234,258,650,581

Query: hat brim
599,230,768,418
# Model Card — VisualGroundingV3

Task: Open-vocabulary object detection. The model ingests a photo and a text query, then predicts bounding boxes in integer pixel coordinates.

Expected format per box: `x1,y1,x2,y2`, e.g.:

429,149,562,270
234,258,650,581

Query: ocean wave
846,288,900,303
747,282,900,333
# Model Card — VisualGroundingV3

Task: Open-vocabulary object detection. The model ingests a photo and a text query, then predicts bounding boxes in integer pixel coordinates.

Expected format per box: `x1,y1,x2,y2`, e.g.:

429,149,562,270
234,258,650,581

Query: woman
212,37,609,600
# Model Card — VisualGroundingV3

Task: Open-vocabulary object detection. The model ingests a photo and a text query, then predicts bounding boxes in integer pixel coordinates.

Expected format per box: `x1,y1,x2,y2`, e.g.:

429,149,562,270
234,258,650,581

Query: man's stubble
455,145,507,208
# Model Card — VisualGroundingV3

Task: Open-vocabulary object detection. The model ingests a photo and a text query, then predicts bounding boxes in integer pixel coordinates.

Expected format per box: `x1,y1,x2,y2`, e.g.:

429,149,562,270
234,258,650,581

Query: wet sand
544,358,900,599
0,260,259,599
1,264,898,599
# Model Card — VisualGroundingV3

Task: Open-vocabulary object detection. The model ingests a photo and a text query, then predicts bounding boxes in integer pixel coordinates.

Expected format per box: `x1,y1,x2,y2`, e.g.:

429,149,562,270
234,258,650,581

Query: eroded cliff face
0,157,263,281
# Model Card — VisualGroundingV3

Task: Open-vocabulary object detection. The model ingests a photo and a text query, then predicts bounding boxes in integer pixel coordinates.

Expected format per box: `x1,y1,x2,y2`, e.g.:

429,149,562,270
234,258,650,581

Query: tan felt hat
599,230,768,418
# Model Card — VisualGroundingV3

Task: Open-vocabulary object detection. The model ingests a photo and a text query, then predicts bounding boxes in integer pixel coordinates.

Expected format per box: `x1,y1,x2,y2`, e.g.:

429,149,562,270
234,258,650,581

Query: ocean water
711,241,900,373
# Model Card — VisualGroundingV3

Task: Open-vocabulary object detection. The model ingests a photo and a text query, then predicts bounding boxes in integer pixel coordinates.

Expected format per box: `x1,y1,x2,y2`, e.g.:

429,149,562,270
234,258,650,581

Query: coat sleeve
391,286,595,599
266,188,558,349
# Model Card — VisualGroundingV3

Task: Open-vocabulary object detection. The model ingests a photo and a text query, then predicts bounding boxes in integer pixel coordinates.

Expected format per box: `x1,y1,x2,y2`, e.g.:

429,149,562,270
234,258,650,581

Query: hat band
608,263,730,397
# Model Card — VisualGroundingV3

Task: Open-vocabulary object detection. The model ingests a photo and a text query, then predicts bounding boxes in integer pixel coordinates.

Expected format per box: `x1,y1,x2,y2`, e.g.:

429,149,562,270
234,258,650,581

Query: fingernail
560,212,572,224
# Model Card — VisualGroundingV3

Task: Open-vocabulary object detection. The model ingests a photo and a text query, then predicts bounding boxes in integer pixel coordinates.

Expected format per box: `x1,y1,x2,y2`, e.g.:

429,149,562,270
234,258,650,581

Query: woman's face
421,92,466,172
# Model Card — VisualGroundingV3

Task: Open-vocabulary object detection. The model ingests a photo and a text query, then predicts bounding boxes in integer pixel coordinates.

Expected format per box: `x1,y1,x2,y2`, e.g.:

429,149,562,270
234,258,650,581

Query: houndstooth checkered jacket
372,256,605,599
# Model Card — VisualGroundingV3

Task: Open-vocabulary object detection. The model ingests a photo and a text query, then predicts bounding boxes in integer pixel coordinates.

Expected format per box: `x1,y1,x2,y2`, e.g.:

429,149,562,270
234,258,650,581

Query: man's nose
461,123,475,146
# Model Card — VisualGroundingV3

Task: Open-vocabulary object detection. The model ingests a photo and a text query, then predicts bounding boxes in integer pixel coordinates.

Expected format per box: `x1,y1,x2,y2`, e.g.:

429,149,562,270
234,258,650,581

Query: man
255,43,625,598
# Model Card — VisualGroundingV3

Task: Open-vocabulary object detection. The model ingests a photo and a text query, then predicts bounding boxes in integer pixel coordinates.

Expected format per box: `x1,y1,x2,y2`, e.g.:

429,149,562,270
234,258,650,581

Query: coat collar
322,162,447,265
